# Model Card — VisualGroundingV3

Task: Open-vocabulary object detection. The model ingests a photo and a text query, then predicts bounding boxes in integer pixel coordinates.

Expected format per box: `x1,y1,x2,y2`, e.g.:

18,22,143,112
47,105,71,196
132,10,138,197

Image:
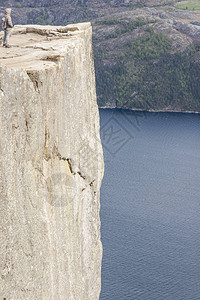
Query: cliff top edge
0,22,91,70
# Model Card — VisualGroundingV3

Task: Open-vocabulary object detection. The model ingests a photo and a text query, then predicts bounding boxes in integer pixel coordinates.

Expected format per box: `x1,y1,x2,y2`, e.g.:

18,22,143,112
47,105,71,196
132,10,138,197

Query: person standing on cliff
2,8,14,48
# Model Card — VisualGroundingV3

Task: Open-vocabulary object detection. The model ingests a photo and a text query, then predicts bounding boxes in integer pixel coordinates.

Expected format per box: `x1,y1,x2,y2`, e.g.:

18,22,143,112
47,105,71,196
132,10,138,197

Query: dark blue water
99,109,200,300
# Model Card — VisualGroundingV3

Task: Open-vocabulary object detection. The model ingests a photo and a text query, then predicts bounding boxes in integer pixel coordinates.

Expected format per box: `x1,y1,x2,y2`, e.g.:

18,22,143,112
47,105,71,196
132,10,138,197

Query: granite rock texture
0,23,104,300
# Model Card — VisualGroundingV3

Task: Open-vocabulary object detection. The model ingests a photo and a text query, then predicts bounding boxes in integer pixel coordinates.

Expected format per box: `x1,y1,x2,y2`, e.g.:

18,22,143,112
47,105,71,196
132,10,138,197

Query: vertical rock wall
0,23,104,300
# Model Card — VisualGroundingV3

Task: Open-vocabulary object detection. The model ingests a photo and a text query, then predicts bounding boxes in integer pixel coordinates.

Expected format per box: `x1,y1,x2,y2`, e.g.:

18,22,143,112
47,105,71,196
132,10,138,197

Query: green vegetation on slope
175,0,200,10
94,27,200,111
98,18,150,39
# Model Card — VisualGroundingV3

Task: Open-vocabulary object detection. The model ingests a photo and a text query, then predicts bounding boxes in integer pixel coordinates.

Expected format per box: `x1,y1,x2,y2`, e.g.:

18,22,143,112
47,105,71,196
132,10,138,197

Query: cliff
0,23,104,299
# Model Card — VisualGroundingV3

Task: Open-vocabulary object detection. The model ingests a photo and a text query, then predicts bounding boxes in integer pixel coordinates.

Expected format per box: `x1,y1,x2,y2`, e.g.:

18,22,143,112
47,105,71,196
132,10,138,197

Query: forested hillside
93,10,200,111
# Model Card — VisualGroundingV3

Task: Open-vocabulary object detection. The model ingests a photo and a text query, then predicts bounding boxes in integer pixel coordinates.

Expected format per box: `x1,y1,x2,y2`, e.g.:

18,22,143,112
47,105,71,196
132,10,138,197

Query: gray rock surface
0,23,104,300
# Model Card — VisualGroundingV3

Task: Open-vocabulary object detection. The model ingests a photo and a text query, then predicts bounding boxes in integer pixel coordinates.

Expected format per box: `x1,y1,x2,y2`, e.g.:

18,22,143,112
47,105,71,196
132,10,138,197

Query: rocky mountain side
0,0,180,26
1,0,200,111
93,7,200,111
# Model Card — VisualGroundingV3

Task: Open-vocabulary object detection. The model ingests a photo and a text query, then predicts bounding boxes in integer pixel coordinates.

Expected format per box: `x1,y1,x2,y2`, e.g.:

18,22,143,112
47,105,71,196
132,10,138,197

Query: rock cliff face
0,23,104,300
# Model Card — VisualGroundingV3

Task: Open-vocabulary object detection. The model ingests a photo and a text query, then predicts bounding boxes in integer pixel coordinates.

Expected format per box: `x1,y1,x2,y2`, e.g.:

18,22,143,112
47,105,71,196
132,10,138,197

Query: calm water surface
99,109,200,300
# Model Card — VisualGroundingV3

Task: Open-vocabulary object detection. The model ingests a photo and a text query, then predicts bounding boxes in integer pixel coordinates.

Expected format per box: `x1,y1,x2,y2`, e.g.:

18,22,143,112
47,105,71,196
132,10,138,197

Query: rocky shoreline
100,106,200,114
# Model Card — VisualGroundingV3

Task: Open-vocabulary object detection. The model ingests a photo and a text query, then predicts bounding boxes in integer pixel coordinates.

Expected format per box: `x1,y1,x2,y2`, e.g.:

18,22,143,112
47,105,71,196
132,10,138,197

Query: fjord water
99,109,200,300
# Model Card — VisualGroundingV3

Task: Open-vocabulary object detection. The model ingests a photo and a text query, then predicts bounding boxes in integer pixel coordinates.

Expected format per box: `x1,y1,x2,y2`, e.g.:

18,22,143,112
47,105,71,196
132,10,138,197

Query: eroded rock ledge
0,23,104,300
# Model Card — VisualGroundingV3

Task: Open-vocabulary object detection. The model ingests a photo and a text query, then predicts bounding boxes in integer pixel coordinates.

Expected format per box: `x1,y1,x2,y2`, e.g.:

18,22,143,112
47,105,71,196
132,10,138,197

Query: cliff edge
0,23,104,300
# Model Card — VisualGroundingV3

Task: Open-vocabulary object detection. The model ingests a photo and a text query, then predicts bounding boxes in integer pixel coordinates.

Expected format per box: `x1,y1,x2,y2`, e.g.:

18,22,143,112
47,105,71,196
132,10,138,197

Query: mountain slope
1,0,200,111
